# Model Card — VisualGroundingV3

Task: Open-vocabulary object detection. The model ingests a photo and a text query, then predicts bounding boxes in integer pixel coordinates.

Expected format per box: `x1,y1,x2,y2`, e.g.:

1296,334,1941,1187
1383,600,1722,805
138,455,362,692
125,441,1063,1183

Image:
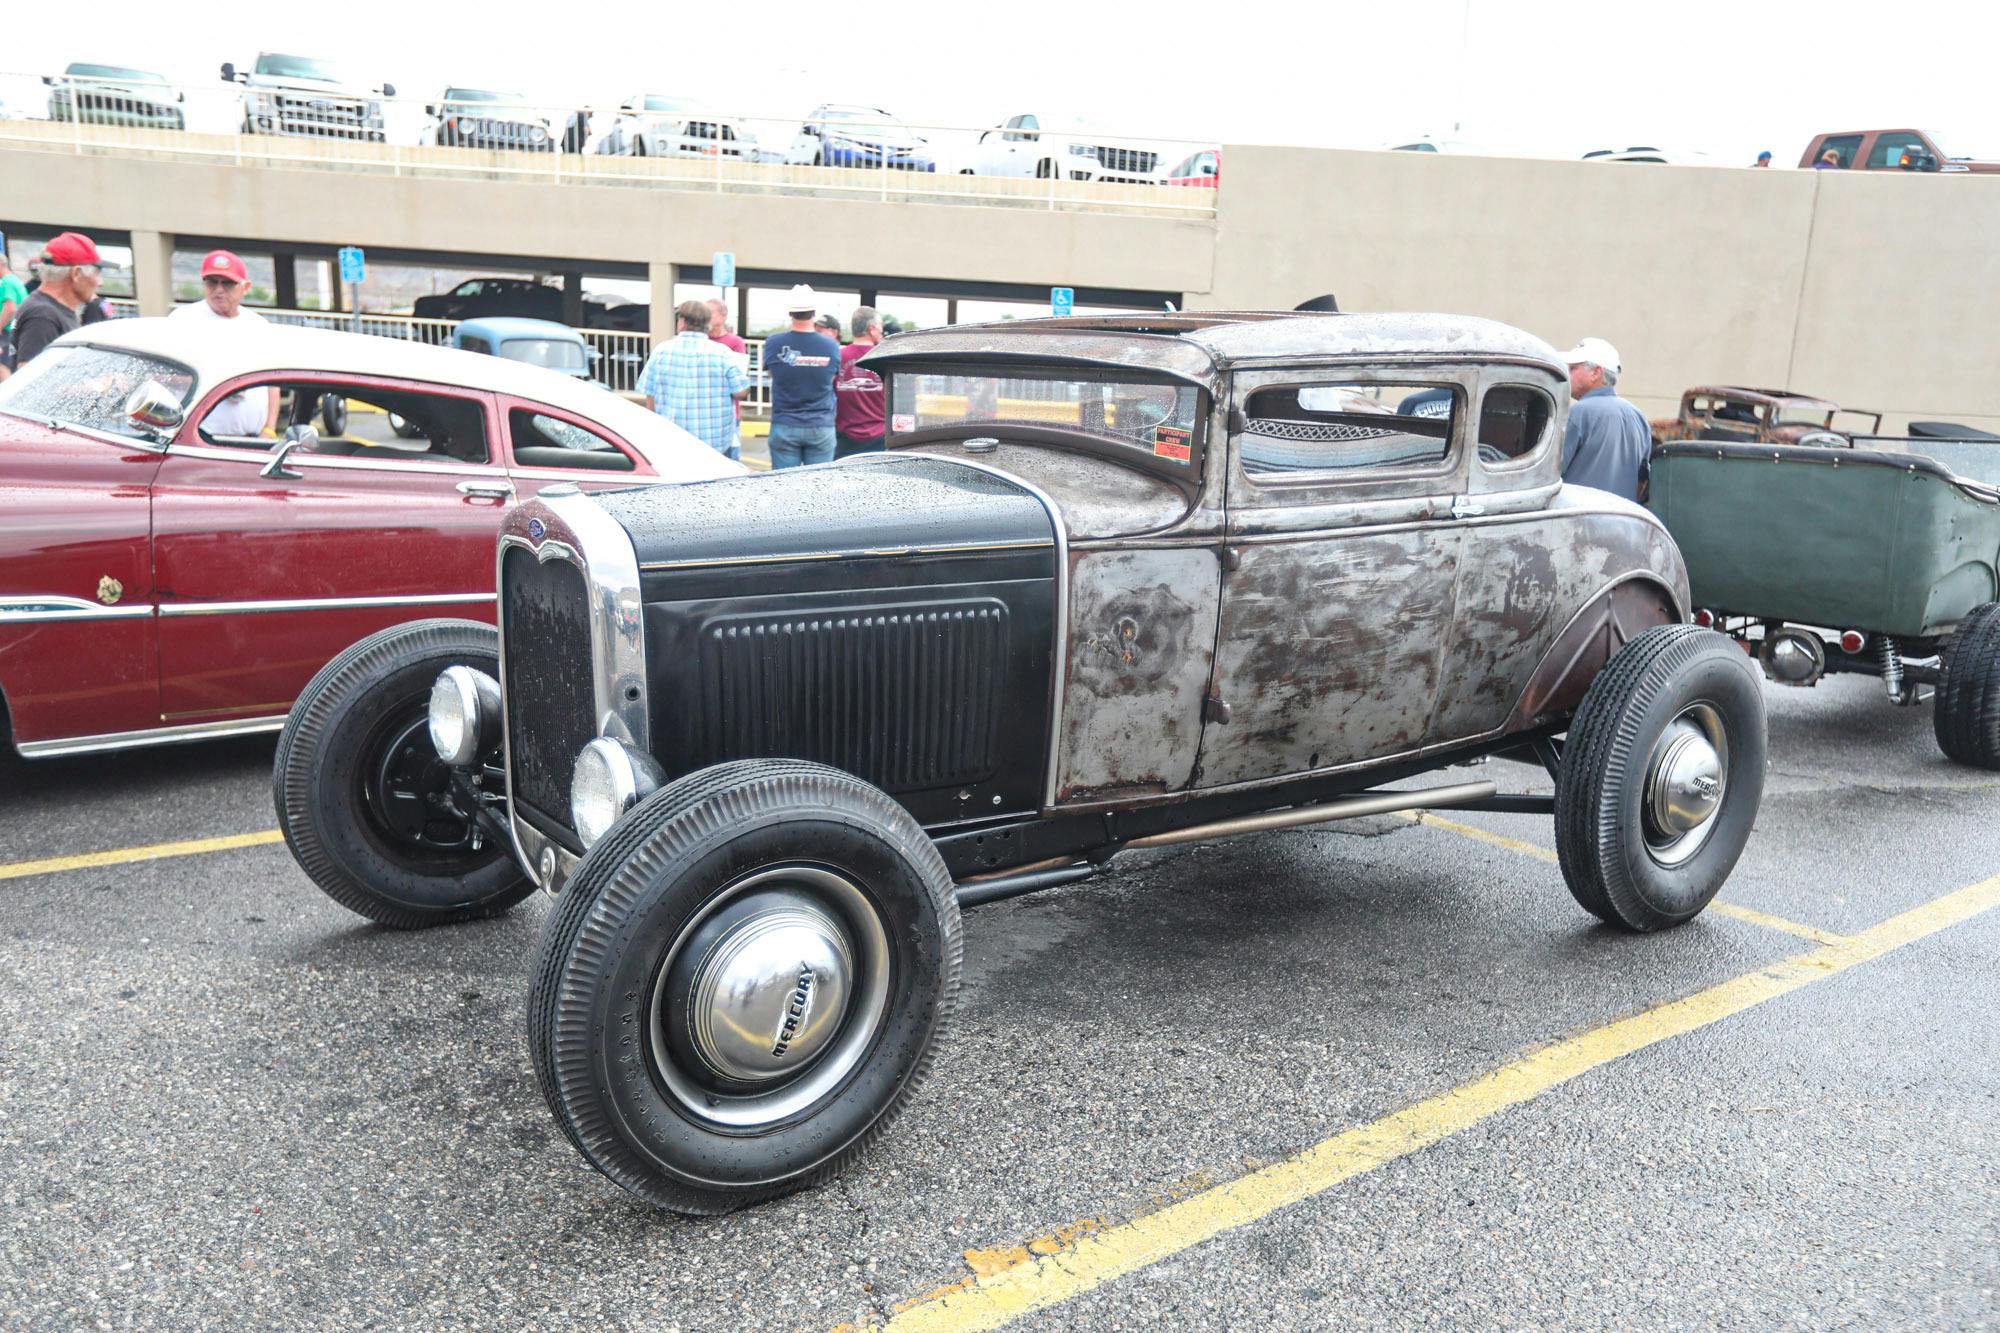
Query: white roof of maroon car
60,318,741,481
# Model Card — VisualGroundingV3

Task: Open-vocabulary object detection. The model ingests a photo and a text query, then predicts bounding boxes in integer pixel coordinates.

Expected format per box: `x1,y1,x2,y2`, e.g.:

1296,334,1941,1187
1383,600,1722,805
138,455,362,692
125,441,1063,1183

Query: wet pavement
0,671,1995,1330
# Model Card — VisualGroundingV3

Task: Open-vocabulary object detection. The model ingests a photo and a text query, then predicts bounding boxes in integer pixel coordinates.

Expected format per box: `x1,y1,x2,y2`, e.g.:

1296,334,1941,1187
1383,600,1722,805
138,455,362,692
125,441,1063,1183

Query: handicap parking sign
338,246,366,284
1051,286,1074,317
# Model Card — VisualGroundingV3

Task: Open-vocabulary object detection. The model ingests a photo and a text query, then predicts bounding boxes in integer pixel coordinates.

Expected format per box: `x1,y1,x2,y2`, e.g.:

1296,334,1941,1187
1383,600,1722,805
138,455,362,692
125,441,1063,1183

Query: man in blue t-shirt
762,285,842,468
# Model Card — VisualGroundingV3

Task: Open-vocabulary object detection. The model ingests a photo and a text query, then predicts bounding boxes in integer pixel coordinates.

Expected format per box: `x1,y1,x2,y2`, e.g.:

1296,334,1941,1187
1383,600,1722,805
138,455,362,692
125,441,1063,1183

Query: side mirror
425,104,437,117
381,82,398,98
41,75,53,86
220,62,236,82
802,123,819,137
261,424,316,480
177,91,186,103
124,381,185,438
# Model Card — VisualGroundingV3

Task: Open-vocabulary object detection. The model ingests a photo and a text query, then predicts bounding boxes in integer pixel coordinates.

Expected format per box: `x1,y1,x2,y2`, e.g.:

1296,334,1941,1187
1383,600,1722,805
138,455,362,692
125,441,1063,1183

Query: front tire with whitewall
1555,625,1766,931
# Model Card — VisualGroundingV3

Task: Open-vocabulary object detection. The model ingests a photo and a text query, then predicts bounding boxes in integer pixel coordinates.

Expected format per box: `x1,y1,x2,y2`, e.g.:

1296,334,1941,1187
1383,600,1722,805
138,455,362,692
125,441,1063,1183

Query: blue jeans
768,423,836,469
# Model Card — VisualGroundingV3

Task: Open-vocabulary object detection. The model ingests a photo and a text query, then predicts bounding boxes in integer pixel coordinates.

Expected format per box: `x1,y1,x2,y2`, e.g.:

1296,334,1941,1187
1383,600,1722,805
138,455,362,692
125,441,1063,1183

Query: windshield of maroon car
498,338,587,372
0,345,196,439
887,369,1203,471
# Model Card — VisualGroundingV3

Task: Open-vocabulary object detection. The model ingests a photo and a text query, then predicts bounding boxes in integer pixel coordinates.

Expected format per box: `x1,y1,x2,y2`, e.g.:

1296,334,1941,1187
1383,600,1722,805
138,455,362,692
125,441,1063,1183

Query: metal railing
102,299,771,411
1,73,1220,220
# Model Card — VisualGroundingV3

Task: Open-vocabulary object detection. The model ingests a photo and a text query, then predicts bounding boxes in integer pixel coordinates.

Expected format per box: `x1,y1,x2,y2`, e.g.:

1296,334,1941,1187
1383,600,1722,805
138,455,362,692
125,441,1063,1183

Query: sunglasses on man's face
202,275,241,288
74,264,102,277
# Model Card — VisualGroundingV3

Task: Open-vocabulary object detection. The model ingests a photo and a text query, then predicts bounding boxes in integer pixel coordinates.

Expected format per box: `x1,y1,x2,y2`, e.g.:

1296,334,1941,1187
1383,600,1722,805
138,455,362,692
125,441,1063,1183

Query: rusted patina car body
1650,385,1883,448
279,312,1767,1213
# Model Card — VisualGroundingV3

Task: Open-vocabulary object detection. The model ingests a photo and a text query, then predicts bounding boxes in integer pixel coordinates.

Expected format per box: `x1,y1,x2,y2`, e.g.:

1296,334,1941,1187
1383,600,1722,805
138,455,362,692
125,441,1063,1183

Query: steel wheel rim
648,865,892,1130
361,709,481,855
1642,701,1729,867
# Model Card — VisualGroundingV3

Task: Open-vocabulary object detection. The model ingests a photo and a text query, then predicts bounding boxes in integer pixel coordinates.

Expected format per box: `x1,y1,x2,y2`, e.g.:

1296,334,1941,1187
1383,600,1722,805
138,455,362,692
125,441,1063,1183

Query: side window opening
1238,383,1457,476
1476,385,1554,464
509,408,635,471
204,382,491,463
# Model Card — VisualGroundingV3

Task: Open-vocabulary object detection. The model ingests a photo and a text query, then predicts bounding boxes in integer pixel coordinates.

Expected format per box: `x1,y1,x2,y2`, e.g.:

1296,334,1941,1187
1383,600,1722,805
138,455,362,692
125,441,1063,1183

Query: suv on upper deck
222,53,394,142
275,311,1766,1214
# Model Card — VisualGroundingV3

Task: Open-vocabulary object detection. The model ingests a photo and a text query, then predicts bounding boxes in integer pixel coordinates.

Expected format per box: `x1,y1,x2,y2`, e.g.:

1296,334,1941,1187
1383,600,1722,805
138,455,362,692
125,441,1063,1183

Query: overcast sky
5,0,1996,165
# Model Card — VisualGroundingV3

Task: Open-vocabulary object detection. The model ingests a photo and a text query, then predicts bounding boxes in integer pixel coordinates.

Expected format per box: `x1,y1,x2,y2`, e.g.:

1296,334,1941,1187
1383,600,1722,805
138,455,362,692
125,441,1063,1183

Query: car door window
1818,134,1862,168
1475,385,1554,466
509,408,635,471
1867,132,1927,167
201,380,491,463
1239,383,1458,478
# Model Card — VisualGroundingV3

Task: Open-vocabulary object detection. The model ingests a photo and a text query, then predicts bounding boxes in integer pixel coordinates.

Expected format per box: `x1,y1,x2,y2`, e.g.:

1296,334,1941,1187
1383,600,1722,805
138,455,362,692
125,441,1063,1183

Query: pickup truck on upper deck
1800,129,1999,173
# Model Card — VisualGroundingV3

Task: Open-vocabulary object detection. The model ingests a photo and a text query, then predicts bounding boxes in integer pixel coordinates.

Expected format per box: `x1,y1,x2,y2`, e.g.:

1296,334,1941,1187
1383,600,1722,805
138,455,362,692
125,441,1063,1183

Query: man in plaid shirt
639,300,750,459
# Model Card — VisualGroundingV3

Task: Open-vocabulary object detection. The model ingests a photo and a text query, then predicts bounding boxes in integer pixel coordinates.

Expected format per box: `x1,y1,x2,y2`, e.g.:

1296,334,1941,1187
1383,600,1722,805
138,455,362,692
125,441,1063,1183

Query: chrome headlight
529,124,548,143
571,737,665,849
428,665,501,766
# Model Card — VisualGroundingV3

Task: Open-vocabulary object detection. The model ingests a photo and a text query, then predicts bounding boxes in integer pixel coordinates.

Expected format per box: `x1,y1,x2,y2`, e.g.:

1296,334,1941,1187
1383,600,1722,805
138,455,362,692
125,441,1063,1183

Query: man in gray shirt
1559,336,1652,502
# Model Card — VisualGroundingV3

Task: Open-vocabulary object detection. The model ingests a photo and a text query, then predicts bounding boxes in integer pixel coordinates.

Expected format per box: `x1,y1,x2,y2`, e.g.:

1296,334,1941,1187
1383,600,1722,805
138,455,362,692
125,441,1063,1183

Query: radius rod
954,780,1498,909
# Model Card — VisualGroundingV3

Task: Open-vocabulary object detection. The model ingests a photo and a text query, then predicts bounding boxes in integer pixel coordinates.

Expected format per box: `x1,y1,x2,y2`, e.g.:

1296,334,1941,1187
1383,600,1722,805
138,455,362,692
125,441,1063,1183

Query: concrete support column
560,269,585,327
130,228,174,316
273,251,298,310
946,298,959,327
647,261,681,348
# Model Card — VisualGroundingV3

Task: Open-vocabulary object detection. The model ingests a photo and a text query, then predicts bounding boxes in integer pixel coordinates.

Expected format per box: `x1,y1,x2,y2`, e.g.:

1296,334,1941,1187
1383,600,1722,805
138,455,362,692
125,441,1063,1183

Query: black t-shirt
13,290,80,365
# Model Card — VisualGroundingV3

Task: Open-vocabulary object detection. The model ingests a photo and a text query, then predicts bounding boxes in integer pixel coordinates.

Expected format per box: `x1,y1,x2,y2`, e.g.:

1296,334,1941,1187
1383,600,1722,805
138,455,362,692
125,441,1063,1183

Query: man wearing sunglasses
11,232,104,367
170,250,279,436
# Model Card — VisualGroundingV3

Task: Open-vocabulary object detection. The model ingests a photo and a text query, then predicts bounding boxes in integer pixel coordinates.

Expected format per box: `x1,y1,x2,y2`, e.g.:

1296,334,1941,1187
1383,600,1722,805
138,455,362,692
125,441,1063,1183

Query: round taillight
1840,630,1866,655
1692,609,1714,628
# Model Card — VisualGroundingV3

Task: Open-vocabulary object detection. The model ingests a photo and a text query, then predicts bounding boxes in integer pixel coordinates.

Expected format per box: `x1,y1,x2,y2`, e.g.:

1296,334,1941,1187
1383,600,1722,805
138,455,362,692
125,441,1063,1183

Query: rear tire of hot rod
527,759,962,1214
1934,602,2000,769
1555,625,1766,931
273,619,532,929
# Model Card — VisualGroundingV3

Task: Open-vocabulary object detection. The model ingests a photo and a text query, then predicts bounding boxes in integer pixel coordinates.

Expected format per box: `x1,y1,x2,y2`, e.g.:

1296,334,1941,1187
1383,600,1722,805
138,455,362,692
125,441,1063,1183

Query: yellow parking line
1411,811,1556,862
1408,811,1845,943
877,871,2000,1331
0,830,285,882
1707,901,1852,946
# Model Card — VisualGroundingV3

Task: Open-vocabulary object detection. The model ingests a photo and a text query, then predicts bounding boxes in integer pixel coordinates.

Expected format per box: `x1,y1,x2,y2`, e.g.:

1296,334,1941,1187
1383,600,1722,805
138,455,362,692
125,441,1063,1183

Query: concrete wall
3,140,1997,433
1206,145,2000,433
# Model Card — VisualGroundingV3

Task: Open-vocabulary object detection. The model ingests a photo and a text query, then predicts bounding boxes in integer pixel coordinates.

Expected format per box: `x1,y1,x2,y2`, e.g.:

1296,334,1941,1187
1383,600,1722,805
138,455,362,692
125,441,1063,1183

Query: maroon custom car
0,318,738,759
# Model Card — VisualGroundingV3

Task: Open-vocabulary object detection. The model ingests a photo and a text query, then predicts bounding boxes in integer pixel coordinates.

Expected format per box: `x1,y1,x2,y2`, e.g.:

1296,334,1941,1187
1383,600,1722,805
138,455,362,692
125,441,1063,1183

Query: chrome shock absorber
1878,635,1912,704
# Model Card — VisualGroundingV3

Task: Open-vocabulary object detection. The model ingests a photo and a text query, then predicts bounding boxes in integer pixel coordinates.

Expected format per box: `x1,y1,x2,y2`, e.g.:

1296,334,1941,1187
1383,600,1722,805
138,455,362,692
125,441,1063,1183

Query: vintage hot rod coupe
276,312,1767,1212
0,320,735,760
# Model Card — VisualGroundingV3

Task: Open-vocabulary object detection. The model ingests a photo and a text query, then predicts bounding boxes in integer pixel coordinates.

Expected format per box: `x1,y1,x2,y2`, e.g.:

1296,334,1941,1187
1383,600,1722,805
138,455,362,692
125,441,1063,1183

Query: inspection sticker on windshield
891,413,917,434
1153,425,1193,462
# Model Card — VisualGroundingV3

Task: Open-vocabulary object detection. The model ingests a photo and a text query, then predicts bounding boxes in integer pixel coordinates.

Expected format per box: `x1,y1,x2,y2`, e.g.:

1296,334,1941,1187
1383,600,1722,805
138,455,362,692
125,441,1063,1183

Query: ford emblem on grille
528,518,547,541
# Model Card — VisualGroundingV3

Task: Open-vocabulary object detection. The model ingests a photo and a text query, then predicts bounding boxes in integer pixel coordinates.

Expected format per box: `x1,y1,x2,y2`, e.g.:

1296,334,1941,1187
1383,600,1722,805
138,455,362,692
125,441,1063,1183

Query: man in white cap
1559,336,1651,502
761,283,841,468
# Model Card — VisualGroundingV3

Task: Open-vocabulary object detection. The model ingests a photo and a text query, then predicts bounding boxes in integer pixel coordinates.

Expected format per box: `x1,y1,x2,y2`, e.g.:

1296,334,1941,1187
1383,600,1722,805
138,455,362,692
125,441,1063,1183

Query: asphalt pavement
1,673,1995,1331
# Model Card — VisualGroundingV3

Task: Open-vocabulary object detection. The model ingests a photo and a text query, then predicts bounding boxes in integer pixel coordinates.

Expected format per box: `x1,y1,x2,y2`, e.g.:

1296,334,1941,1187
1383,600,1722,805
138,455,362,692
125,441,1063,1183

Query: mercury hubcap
679,896,854,1083
649,866,891,1129
1643,703,1728,865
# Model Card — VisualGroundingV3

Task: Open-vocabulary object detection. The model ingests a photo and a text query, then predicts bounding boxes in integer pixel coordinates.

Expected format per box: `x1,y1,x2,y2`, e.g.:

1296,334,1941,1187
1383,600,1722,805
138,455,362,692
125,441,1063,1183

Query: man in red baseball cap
11,231,104,366
171,248,278,437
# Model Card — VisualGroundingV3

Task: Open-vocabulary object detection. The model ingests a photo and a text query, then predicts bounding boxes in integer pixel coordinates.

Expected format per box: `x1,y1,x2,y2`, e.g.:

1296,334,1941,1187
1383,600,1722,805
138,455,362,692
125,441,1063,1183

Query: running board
954,780,1498,908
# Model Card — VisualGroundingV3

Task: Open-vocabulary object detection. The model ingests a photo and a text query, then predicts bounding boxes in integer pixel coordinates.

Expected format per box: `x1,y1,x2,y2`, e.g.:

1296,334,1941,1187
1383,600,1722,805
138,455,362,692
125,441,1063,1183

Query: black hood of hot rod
589,454,1061,828
592,454,1057,574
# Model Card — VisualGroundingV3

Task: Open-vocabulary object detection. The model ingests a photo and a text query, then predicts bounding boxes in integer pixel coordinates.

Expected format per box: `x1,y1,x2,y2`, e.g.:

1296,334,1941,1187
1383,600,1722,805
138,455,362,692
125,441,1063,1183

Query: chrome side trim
840,451,1072,812
0,596,155,623
18,714,287,758
496,488,650,895
166,440,497,477
637,538,1054,573
158,592,496,617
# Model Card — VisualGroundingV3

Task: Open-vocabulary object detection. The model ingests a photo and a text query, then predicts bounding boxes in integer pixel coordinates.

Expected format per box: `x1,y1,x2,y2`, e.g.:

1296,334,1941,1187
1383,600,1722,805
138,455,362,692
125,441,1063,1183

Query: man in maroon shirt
834,305,887,457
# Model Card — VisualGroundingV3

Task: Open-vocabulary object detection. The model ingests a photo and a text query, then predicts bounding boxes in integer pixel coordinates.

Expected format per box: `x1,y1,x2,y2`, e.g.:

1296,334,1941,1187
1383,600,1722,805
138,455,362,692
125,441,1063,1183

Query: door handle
1449,497,1486,520
457,480,516,499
